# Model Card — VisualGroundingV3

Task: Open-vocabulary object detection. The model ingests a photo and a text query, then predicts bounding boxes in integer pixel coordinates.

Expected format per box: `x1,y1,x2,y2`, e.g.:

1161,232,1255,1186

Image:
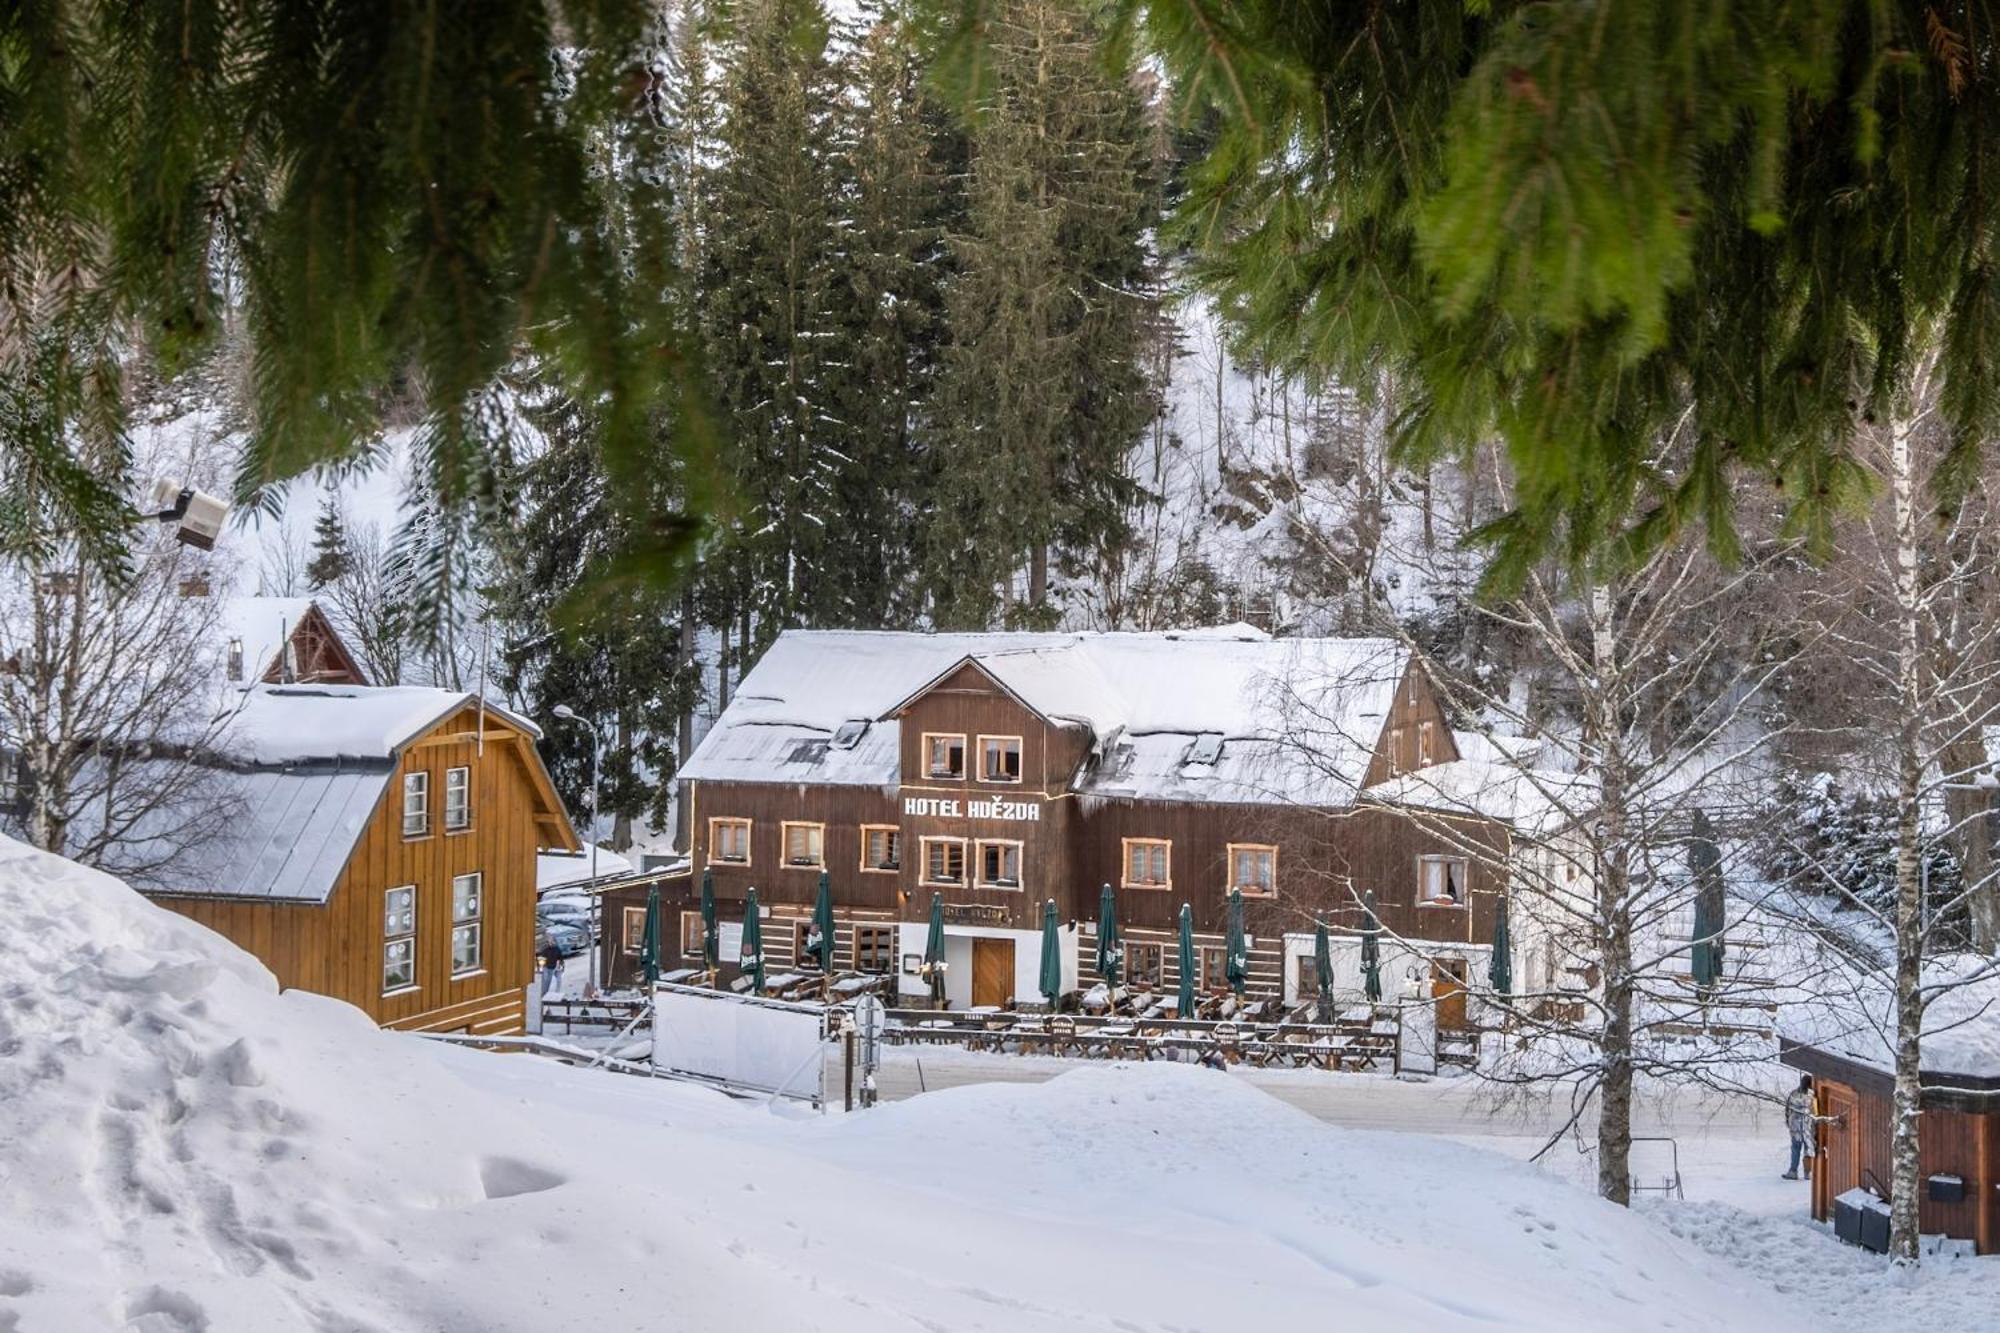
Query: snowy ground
2,837,1993,1332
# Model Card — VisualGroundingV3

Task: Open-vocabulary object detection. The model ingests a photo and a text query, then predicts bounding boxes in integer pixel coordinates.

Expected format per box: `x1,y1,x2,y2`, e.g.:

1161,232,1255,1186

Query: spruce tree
922,0,1161,628
304,497,353,590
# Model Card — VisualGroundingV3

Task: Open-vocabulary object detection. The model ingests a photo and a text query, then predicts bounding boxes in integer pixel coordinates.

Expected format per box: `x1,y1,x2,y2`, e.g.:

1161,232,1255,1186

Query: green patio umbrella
1689,810,1726,992
1313,921,1334,1024
740,887,765,992
638,884,662,986
1225,887,1248,996
924,891,947,1006
1096,883,1122,992
810,871,836,973
699,870,718,977
1360,890,1383,1003
1488,892,1513,997
1038,898,1063,1011
1176,902,1196,1016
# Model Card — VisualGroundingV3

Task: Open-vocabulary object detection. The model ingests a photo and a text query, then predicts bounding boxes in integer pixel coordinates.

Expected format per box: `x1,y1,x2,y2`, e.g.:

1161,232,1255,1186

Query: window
976,840,1023,889
383,886,416,991
1386,726,1405,771
854,925,896,974
921,837,967,885
1228,844,1277,898
226,637,244,682
1127,942,1164,988
1419,855,1468,906
782,821,825,868
979,735,1022,783
444,766,472,831
1122,838,1171,889
1417,721,1436,767
861,825,901,872
925,733,967,780
795,920,828,968
679,910,705,959
450,872,482,975
1294,954,1322,999
401,771,430,838
710,818,751,865
623,906,648,956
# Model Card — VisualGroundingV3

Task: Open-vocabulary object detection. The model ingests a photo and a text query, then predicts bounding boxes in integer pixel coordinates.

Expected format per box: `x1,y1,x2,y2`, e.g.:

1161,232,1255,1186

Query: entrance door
972,938,1015,1008
1817,1081,1861,1220
1431,958,1469,1030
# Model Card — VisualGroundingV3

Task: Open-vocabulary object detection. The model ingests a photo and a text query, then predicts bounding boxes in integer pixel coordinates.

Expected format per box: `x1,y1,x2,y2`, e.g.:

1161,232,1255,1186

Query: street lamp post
551,705,601,890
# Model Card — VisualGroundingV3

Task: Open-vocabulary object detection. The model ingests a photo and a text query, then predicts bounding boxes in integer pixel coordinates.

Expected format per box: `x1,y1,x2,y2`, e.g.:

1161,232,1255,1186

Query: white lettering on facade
903,795,1042,823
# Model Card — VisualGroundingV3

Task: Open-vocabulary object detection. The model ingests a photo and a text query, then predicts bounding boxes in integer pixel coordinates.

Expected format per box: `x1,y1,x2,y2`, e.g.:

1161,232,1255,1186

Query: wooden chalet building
124,684,578,1035
219,595,369,687
602,627,1534,1019
1782,968,2000,1254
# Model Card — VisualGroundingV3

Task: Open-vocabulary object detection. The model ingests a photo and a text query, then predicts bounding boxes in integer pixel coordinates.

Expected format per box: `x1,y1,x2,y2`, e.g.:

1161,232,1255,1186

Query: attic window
1185,733,1225,766
787,739,830,765
226,637,244,682
831,720,870,750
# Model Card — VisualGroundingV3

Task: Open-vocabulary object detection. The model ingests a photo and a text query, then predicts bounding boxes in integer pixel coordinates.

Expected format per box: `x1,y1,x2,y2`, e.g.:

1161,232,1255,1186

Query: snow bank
0,835,1806,1332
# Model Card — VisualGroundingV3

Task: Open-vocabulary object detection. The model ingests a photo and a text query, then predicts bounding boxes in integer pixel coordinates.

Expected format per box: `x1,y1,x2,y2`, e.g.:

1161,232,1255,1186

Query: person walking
1782,1073,1815,1179
539,939,564,997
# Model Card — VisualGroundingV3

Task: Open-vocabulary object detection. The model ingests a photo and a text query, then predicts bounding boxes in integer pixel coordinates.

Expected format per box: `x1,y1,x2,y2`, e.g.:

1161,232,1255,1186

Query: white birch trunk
1888,386,1927,1267
1588,583,1636,1206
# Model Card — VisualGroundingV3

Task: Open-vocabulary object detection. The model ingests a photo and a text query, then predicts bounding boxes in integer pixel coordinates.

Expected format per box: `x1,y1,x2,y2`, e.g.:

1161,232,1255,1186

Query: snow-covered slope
0,836,1806,1332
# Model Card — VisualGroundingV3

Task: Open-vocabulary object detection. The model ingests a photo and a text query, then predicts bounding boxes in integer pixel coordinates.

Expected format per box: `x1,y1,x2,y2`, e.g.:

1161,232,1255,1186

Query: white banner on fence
652,983,825,1100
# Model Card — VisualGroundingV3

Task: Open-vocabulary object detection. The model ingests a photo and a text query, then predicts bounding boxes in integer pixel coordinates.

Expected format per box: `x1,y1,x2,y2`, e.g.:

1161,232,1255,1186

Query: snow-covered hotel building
603,626,1538,1017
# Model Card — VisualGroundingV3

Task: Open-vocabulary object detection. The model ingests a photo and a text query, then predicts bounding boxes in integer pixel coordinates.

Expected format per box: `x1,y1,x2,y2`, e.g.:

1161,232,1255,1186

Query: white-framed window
1419,854,1468,906
920,837,967,886
444,766,472,831
1126,941,1164,988
976,839,1023,889
979,735,1023,783
1228,843,1277,898
1121,837,1171,889
854,925,896,974
450,872,482,975
622,905,649,956
861,825,901,872
782,821,825,868
401,771,430,838
383,885,417,991
1417,720,1436,768
710,817,751,865
1199,943,1227,991
924,732,966,780
679,910,705,958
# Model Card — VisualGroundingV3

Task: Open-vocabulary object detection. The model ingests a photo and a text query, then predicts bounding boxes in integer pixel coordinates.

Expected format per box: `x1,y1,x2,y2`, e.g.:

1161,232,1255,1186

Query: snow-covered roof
681,629,1409,805
1781,953,2000,1082
1361,759,1591,836
216,595,317,685
537,845,635,894
214,684,537,766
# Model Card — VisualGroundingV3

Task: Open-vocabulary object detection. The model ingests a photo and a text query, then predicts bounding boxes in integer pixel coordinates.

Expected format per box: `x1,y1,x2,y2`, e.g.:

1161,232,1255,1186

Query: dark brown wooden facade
151,704,577,1034
1783,1039,2000,1254
258,602,369,685
603,653,1514,1004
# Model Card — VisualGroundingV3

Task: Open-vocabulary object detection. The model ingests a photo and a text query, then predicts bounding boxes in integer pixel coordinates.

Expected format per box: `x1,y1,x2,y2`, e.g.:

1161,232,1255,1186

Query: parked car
538,920,592,958
536,898,594,933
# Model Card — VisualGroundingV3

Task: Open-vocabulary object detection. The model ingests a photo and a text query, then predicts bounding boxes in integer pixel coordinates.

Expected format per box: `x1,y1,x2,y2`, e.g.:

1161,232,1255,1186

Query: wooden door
1817,1081,1861,1220
972,938,1014,1008
1431,958,1469,1030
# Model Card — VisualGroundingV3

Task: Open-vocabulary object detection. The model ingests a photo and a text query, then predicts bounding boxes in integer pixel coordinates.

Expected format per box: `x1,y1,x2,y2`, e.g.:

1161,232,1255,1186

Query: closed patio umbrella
924,892,947,1007
1489,892,1513,997
1313,921,1334,1024
811,871,836,973
1225,887,1248,996
1361,890,1383,1003
638,884,662,986
1038,898,1062,1011
700,870,718,978
1096,883,1122,992
1176,902,1196,1016
740,887,765,993
1690,810,1726,992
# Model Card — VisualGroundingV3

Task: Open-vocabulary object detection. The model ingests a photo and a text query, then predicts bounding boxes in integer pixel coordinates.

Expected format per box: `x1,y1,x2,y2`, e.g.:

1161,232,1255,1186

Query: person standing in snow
539,939,564,997
1782,1074,1815,1179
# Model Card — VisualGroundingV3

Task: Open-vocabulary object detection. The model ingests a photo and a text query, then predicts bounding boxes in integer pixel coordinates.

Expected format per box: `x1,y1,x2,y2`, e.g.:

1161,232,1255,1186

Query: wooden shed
1782,1015,2000,1254
129,684,578,1035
